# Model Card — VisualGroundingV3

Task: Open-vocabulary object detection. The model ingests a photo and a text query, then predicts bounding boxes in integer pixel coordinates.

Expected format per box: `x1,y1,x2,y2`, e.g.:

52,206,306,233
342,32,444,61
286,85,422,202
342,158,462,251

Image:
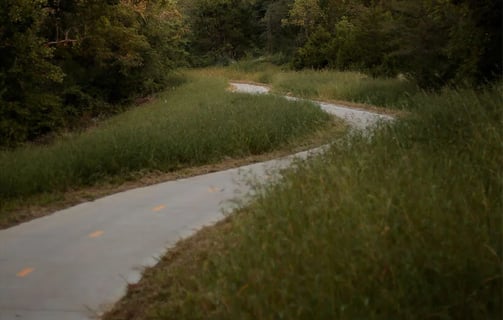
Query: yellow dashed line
89,230,104,238
152,205,166,212
17,268,34,278
208,186,222,193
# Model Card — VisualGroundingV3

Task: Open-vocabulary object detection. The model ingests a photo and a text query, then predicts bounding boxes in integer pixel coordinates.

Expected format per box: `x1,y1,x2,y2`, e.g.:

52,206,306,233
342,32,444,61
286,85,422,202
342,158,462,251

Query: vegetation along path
0,83,391,320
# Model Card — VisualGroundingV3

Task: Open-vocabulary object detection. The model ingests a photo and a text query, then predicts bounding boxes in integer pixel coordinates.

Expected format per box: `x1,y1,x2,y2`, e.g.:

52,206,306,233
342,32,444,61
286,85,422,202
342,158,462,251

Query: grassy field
195,59,420,110
0,74,340,227
105,76,502,319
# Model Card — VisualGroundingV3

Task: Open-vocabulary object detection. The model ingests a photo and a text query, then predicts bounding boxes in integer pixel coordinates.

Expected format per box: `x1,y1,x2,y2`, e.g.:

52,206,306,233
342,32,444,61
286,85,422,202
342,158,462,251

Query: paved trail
0,83,391,320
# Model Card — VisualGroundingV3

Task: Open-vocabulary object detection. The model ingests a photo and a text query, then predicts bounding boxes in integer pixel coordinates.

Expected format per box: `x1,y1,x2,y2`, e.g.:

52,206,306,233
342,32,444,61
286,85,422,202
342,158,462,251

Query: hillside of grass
195,59,420,110
0,74,339,228
105,80,502,319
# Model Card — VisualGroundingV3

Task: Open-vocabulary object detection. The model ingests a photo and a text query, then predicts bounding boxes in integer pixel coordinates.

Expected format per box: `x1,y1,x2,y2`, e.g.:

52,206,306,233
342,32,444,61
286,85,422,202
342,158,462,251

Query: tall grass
196,58,421,109
0,76,330,204
106,85,502,319
189,60,282,85
271,70,419,109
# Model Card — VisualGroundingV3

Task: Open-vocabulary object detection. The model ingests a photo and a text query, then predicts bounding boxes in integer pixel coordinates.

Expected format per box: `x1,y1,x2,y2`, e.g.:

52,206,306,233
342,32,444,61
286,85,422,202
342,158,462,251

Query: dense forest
1,0,501,147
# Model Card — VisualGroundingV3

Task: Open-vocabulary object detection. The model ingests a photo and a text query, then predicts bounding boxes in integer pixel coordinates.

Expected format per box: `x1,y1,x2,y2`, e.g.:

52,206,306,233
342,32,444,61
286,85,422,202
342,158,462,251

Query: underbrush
105,85,502,319
0,76,330,211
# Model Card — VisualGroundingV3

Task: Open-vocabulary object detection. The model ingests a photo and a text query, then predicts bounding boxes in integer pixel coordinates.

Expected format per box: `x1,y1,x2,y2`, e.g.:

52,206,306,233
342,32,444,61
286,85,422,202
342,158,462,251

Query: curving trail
230,82,393,130
0,83,392,320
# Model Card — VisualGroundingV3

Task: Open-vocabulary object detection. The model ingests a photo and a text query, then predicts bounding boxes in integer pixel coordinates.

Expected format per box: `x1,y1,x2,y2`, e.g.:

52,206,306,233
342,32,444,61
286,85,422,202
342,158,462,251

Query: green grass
271,70,419,109
196,58,420,109
190,61,282,85
0,75,332,214
105,83,502,319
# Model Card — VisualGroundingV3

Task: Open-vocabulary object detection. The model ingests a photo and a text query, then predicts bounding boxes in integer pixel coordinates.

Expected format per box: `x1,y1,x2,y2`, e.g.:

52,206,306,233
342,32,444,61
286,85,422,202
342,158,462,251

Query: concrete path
231,83,393,130
0,83,391,320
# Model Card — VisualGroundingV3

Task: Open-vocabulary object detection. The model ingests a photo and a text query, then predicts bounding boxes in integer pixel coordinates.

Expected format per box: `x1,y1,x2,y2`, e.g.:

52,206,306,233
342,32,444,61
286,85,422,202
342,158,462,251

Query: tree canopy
0,0,186,147
1,0,501,147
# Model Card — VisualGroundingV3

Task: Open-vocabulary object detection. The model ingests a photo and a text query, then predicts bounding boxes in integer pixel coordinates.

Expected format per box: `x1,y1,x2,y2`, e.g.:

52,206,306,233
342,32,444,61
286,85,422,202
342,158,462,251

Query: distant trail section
230,82,270,94
230,82,393,130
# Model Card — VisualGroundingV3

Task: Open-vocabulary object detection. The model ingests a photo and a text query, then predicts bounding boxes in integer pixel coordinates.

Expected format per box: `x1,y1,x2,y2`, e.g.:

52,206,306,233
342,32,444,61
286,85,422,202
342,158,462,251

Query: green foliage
285,0,501,87
284,0,322,37
291,26,332,69
164,0,503,87
181,0,300,65
136,1,188,92
0,0,187,147
388,0,480,88
263,0,297,55
0,0,64,147
46,0,187,106
0,76,330,203
182,0,264,65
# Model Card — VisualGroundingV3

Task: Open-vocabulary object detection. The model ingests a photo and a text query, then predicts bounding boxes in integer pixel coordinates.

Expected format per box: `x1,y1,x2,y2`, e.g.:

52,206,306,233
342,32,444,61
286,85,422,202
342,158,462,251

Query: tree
182,0,265,65
451,0,502,83
1,0,188,147
0,0,63,146
130,0,188,93
263,0,295,54
388,0,490,88
43,0,186,113
285,0,501,87
283,0,322,39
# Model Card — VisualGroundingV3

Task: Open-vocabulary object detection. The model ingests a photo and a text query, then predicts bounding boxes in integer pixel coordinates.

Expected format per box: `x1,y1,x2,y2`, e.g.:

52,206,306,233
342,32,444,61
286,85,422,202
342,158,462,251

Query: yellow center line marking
152,205,166,212
89,230,104,238
17,268,34,278
208,186,222,193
